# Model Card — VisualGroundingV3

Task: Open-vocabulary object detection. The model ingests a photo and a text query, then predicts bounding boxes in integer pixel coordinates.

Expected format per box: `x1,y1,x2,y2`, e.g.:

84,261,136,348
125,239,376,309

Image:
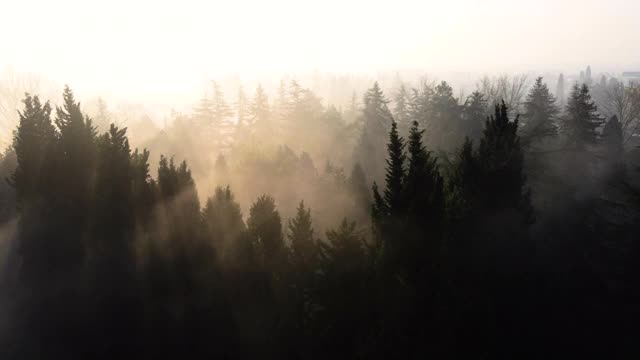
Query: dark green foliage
4,80,640,360
462,91,488,140
431,81,462,150
288,201,317,269
203,186,246,263
282,201,319,356
354,82,393,182
405,121,445,240
372,119,446,272
94,124,134,237
349,163,370,220
247,194,284,269
322,219,367,272
522,76,560,147
381,121,406,214
448,102,533,234
315,218,373,357
367,118,450,358
563,83,604,149
11,94,56,207
0,149,17,224
130,148,156,225
371,120,406,274
444,102,535,358
602,115,624,173
477,102,532,216
157,156,201,248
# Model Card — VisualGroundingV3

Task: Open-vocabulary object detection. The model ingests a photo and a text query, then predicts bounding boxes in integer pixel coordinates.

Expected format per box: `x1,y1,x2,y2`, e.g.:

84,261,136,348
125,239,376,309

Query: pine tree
91,124,140,352
235,85,250,134
462,91,488,140
298,151,317,179
55,86,97,181
316,218,370,358
287,201,317,270
402,120,445,298
521,77,560,148
321,218,367,273
211,81,233,123
213,153,229,186
94,97,111,132
563,83,604,149
0,148,16,224
248,194,284,270
354,82,393,182
157,155,179,199
273,78,289,136
379,121,406,215
130,147,155,225
602,115,624,173
282,81,324,148
203,186,246,262
94,124,134,247
53,85,97,270
431,81,461,150
211,81,234,150
277,78,289,112
447,103,533,356
393,83,411,131
477,102,532,217
448,102,533,229
371,121,408,277
10,94,60,286
12,94,56,208
194,94,214,125
556,73,566,109
349,163,370,219
405,121,444,228
250,84,271,140
157,156,201,244
407,82,434,129
446,137,477,223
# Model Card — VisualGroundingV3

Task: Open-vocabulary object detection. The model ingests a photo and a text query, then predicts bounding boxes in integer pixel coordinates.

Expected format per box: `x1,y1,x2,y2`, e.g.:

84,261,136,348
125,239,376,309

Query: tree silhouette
462,91,488,140
563,83,604,149
521,76,560,148
203,186,246,263
354,82,393,182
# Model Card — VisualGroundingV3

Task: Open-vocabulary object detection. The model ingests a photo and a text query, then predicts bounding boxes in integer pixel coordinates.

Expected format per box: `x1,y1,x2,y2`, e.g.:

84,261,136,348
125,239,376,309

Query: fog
2,0,639,100
1,1,640,359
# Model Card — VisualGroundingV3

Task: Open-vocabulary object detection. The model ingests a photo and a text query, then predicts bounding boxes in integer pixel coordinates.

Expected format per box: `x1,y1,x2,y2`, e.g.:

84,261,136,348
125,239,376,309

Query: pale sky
1,0,639,101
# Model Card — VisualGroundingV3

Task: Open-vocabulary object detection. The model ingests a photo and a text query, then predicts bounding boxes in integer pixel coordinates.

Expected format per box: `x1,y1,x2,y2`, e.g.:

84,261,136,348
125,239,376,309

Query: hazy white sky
1,0,639,100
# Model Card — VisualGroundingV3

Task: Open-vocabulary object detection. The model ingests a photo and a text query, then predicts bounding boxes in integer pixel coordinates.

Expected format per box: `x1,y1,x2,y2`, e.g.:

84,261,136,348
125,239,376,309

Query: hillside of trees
1,73,640,359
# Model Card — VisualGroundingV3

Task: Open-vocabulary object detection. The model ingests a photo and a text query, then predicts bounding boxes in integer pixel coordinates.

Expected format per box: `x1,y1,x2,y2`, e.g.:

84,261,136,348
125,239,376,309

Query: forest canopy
1,68,639,358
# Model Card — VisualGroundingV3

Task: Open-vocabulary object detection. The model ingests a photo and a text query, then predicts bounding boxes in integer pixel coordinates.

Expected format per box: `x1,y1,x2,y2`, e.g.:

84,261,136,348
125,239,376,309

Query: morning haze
1,0,639,358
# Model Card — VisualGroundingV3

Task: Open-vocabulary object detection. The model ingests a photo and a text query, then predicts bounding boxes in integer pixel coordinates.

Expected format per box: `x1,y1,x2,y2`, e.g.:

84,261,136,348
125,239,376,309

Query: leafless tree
0,68,51,147
478,74,529,114
600,82,640,145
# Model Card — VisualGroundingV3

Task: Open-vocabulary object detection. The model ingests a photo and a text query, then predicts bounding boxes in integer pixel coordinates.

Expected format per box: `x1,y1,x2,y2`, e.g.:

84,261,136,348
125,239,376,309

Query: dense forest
1,71,640,359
